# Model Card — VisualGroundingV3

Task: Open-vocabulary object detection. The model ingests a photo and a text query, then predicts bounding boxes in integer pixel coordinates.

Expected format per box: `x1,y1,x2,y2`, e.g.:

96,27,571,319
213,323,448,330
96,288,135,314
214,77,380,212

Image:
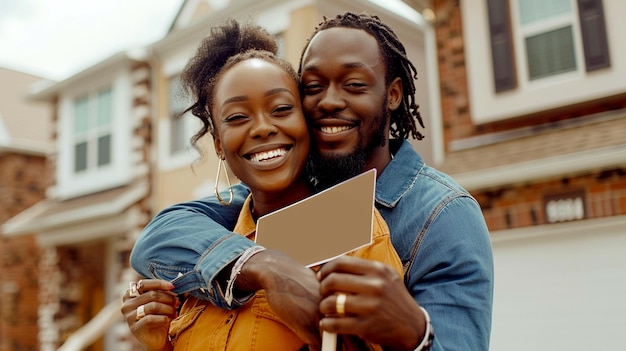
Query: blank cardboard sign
255,169,376,267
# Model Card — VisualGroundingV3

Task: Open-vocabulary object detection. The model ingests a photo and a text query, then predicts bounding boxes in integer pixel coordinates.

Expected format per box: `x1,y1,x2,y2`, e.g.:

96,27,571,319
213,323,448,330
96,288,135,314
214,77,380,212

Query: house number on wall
543,189,586,224
546,197,584,223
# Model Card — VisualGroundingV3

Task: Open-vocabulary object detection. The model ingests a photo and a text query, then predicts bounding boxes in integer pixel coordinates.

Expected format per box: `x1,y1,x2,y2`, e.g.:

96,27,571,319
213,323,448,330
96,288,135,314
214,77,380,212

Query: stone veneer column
37,247,62,351
112,61,154,351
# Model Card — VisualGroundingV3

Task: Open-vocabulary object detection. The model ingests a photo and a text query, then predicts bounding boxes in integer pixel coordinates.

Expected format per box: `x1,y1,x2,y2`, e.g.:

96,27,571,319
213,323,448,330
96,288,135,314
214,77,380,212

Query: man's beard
308,147,367,191
308,103,389,191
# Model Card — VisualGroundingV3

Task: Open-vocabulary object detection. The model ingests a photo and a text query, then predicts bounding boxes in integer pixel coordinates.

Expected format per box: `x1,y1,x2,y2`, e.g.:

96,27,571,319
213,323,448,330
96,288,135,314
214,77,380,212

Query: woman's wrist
224,246,266,305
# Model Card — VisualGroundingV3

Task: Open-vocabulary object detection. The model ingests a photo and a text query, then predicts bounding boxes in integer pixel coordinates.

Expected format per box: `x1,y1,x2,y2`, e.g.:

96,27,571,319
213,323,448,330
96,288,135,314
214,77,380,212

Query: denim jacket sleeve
129,183,255,309
407,196,494,351
377,141,494,351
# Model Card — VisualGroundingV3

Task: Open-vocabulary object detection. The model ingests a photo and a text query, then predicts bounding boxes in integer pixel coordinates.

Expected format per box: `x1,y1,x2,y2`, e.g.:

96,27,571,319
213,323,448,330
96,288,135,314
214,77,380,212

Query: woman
121,19,402,351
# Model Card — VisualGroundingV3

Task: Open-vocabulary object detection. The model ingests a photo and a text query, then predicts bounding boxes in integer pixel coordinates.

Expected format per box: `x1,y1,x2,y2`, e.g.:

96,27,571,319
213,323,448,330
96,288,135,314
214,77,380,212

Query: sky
0,0,184,81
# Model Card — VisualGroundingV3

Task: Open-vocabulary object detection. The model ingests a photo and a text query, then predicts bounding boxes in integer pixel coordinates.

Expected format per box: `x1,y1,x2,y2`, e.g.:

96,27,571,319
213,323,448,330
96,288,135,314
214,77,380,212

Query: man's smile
320,125,354,134
312,116,359,137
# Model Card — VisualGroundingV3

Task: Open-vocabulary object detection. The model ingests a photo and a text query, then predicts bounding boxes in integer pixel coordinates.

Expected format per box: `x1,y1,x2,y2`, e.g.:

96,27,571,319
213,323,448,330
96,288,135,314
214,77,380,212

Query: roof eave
27,51,144,102
453,144,626,192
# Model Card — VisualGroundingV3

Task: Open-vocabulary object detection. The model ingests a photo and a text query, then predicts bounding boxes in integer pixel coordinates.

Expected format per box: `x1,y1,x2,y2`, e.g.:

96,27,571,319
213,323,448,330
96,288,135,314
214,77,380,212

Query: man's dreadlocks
299,12,425,140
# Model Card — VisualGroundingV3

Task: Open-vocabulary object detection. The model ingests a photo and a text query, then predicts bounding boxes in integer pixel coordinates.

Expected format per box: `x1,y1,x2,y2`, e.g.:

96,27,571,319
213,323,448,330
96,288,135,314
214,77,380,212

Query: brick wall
474,168,626,231
0,152,47,351
433,0,475,147
0,153,48,219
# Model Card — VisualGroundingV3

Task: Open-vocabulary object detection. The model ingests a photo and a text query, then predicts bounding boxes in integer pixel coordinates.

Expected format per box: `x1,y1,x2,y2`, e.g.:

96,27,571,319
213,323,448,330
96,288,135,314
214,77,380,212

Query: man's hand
121,279,179,351
238,249,323,350
317,256,426,351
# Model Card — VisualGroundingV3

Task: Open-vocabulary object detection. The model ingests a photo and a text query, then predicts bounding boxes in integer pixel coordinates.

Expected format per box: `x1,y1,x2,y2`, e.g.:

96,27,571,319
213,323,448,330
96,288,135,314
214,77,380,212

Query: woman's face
212,58,310,197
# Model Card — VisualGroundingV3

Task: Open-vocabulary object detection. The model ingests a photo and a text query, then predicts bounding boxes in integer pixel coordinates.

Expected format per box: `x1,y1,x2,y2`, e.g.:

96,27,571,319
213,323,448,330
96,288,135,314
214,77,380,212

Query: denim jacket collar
376,139,424,209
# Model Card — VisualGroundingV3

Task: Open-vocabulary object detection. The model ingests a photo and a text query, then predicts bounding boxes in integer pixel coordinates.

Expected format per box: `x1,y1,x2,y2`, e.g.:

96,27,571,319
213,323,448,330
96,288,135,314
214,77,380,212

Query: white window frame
511,0,586,88
167,75,190,157
158,74,201,172
158,113,200,171
71,88,113,173
56,71,132,199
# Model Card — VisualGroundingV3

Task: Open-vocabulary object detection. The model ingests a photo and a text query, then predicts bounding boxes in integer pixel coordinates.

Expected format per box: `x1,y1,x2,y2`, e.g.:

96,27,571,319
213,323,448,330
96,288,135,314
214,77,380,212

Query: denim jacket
130,139,494,350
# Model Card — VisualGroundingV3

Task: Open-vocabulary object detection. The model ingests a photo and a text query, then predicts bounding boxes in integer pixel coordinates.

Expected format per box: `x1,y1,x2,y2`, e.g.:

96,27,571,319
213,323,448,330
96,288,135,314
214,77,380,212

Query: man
130,13,493,350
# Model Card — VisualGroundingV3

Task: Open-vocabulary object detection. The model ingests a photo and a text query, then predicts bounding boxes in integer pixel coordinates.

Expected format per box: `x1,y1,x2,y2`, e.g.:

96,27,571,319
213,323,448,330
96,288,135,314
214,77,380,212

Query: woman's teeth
250,148,287,163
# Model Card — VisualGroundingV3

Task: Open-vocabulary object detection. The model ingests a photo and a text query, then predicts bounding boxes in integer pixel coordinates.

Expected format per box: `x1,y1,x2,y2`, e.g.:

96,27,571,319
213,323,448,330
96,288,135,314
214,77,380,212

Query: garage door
490,215,626,350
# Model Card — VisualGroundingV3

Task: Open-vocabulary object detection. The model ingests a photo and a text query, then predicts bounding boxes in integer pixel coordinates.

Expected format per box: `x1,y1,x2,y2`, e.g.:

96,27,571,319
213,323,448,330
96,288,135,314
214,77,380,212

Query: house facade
2,55,154,351
434,0,626,349
0,67,51,351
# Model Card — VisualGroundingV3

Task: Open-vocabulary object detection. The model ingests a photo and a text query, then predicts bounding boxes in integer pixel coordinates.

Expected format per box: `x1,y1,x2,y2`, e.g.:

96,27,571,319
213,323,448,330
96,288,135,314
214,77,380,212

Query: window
518,0,577,80
72,88,113,173
274,32,286,58
57,71,132,199
487,0,610,92
159,75,200,171
168,76,188,156
525,26,576,80
462,0,619,123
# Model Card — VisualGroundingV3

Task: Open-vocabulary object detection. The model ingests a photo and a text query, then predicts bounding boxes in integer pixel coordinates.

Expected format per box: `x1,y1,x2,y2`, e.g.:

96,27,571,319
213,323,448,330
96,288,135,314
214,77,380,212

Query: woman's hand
317,256,426,351
121,279,179,351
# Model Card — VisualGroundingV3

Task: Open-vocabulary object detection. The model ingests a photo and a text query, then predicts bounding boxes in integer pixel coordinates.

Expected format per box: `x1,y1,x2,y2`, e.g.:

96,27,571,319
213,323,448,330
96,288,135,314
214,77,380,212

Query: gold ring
136,304,146,320
336,293,347,317
129,281,139,298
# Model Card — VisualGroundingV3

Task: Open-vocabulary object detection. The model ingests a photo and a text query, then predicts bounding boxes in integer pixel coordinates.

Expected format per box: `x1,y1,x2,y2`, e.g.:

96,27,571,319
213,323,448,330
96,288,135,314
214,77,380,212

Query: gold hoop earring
215,157,233,206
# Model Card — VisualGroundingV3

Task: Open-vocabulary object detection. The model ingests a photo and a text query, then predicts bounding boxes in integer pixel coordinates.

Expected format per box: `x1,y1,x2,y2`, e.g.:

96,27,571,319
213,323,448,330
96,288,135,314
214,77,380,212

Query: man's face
300,27,390,188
